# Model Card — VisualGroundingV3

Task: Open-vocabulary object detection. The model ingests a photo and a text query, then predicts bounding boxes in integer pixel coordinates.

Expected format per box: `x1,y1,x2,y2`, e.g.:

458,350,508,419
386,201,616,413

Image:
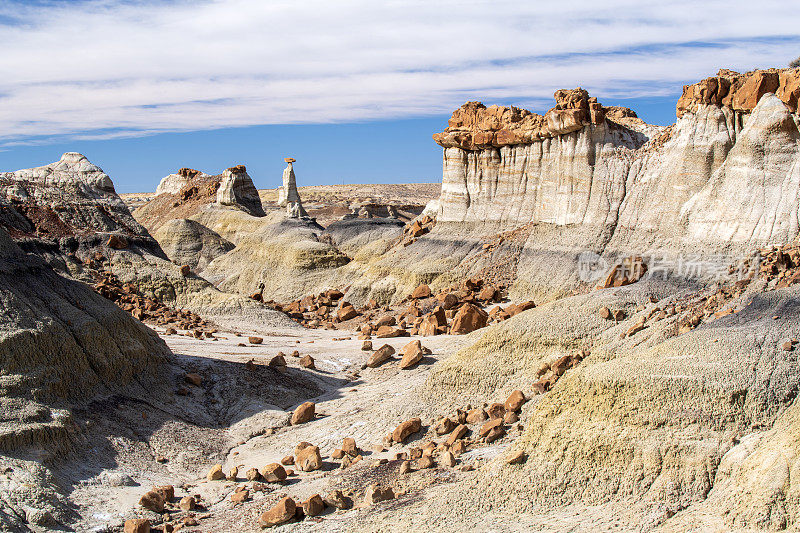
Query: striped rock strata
432,68,800,249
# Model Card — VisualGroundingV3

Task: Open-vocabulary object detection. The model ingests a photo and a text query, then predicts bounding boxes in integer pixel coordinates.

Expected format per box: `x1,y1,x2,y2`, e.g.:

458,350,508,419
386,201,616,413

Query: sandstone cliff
374,68,790,304
433,69,800,237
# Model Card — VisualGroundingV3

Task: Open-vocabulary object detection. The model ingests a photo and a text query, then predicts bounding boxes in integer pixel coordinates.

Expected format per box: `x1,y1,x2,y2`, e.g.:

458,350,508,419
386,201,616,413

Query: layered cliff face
433,69,800,243
419,69,799,302
676,68,800,117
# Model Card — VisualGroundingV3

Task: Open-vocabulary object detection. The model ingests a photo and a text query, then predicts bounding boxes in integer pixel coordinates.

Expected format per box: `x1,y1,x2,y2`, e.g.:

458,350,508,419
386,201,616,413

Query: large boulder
450,303,488,334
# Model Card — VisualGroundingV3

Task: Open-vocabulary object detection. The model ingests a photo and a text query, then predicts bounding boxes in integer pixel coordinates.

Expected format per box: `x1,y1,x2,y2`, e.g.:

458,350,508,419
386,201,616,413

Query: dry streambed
75,318,536,532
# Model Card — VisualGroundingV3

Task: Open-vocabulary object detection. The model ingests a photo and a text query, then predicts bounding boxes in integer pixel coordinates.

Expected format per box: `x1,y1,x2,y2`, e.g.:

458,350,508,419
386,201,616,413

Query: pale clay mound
4,67,800,532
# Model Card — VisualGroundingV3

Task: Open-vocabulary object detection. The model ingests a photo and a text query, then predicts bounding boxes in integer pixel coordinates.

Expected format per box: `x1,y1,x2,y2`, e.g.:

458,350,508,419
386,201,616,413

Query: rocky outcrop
216,165,265,217
432,89,642,150
200,213,350,303
677,67,800,116
144,164,264,234
0,152,162,260
423,69,800,291
334,68,800,307
155,167,206,196
277,158,308,219
0,155,284,330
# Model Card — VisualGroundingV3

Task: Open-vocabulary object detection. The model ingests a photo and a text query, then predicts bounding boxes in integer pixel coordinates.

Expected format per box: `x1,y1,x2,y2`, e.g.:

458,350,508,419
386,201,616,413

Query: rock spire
278,158,308,219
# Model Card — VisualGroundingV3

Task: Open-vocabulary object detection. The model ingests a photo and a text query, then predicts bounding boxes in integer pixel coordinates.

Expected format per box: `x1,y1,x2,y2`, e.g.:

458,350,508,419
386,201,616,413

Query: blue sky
0,1,798,192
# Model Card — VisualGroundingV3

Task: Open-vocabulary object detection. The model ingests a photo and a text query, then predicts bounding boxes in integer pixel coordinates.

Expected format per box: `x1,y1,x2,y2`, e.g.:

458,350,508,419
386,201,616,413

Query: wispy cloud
0,0,797,146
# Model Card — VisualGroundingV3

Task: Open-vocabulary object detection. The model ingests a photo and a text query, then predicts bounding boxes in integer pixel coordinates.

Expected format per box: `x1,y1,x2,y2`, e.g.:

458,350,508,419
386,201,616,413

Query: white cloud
0,0,797,144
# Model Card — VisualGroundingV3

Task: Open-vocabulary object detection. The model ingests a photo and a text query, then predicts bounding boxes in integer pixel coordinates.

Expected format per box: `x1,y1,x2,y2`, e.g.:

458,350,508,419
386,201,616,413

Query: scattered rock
269,354,287,370
485,425,506,443
260,463,287,483
139,490,165,512
363,484,395,506
248,336,263,344
507,449,527,464
504,390,526,413
299,355,315,368
295,441,313,455
291,402,315,425
281,455,294,465
450,303,488,334
477,285,498,301
505,300,536,317
411,284,432,299
376,315,397,327
246,467,260,481
399,340,425,369
325,490,353,510
487,402,506,419
302,494,325,516
296,445,323,471
226,466,238,481
258,497,296,528
376,325,405,338
206,464,224,481
152,485,174,501
342,437,358,456
479,418,503,438
417,455,435,469
361,340,373,351
440,451,456,467
231,489,249,503
451,440,467,455
179,496,196,511
598,255,647,289
337,303,359,321
399,460,412,474
124,519,151,533
392,417,422,443
434,417,457,435
367,344,396,368
184,372,202,386
445,424,468,446
466,408,488,424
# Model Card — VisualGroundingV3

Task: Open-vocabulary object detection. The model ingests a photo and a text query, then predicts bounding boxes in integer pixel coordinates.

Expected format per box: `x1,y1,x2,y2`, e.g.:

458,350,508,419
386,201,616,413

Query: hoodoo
278,157,309,219
216,164,265,217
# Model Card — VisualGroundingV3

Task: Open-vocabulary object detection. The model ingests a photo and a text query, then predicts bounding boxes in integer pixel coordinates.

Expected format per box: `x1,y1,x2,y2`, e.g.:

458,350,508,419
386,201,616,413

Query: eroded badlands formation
3,67,800,532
